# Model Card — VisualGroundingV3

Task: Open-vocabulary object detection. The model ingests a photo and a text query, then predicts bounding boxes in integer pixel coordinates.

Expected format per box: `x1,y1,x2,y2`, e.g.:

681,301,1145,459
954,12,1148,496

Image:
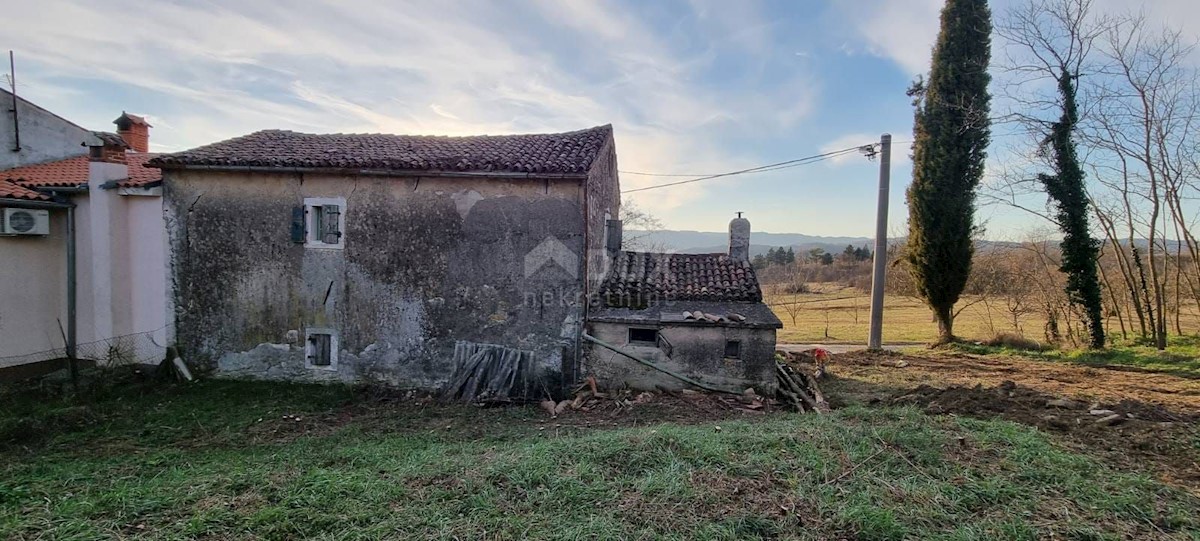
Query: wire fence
0,327,168,369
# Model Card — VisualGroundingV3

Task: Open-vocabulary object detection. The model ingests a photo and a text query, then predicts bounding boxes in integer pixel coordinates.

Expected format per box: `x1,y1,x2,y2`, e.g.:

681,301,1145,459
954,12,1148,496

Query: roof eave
0,197,73,209
588,313,783,330
149,163,590,180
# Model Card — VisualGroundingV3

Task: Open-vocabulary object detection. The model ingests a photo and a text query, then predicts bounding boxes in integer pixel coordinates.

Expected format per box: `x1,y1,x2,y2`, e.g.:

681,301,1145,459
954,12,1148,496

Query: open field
2,354,1198,540
768,283,1200,346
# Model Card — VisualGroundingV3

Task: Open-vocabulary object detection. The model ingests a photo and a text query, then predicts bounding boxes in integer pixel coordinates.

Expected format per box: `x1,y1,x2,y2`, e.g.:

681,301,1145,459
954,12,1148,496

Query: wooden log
777,362,821,413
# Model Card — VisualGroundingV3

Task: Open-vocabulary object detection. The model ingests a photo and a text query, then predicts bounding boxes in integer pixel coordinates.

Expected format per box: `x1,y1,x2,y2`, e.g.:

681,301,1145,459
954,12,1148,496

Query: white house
0,88,168,380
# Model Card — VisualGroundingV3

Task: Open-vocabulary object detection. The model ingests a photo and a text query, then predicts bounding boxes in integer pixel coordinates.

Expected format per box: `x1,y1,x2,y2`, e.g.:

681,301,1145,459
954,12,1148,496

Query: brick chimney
113,111,151,153
88,131,129,163
728,212,750,262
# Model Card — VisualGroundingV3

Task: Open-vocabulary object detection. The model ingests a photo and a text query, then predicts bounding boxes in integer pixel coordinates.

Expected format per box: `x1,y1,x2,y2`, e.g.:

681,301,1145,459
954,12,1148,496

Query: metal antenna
9,50,19,152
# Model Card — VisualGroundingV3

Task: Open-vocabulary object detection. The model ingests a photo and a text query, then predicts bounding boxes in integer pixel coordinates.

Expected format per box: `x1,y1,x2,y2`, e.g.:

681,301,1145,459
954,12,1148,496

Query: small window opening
305,328,338,370
724,340,741,359
628,327,659,345
302,197,345,248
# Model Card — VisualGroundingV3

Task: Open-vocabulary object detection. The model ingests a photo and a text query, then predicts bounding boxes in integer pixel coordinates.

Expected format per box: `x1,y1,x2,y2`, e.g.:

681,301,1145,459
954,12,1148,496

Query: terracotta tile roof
117,153,162,188
599,251,763,308
0,179,50,201
0,153,162,190
1,156,90,188
149,125,613,175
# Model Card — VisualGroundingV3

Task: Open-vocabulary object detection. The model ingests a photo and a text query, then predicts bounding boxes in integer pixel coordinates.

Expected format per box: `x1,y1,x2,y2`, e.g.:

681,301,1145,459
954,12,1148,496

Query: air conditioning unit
1,208,50,236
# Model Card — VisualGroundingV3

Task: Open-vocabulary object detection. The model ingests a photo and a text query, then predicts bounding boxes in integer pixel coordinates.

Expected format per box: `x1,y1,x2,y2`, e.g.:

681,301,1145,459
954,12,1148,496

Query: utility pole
867,133,891,350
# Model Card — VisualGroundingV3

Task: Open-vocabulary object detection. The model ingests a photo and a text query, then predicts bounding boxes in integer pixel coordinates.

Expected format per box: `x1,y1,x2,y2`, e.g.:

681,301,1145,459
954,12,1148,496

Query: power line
620,144,872,194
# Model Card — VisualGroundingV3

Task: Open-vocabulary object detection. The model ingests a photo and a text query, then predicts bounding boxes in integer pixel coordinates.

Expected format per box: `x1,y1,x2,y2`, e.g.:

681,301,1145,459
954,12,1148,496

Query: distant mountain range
628,229,1177,256
626,230,875,257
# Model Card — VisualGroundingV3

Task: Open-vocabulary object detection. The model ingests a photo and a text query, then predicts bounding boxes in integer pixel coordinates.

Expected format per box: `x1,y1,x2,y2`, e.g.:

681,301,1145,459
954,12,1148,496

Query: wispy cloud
836,0,942,75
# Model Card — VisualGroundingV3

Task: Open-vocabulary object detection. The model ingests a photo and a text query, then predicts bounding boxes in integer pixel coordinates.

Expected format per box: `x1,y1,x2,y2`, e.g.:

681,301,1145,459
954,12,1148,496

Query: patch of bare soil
830,349,1200,410
814,350,1200,492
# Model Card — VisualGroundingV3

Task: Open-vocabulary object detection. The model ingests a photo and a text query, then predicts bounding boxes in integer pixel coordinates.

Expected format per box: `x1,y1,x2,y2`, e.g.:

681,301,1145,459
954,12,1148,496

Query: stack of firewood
776,361,830,413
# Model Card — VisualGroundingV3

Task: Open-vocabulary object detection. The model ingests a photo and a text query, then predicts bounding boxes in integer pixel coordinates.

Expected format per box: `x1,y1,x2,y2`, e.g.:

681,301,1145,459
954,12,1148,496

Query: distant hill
626,230,874,256
625,229,1174,256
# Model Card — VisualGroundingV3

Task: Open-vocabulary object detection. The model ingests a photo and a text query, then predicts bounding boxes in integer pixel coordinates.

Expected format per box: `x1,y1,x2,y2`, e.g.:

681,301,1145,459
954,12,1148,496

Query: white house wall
0,212,67,366
123,193,169,352
0,162,169,369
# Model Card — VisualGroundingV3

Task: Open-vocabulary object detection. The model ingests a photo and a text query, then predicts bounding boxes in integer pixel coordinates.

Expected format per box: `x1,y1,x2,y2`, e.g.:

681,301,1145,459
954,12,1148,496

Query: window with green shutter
302,197,346,249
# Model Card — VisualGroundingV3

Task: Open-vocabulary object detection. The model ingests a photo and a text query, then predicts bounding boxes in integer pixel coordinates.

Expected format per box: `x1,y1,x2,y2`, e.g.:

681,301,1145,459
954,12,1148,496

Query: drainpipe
66,204,78,389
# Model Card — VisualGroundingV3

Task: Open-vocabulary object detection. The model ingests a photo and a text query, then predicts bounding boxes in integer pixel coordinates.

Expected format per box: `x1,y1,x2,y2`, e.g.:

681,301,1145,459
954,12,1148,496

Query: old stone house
150,126,619,395
1,88,167,379
587,214,782,393
152,125,781,397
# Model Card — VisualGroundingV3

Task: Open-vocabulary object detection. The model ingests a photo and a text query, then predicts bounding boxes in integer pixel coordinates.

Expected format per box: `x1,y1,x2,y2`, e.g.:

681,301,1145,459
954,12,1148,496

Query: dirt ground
809,349,1200,492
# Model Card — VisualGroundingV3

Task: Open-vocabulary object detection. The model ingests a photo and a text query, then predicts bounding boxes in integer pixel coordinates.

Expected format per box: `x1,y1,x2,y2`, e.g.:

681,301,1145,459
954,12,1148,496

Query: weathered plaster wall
584,137,620,295
586,322,777,394
0,89,94,169
0,211,67,365
164,170,588,392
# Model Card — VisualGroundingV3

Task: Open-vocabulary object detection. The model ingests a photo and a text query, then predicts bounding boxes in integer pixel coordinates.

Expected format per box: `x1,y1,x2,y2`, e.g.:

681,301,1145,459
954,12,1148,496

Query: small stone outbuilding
586,216,781,393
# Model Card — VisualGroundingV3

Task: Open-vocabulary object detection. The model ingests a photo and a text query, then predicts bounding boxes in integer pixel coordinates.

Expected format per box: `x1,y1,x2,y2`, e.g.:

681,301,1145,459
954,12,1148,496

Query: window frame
303,197,346,249
304,327,339,371
627,327,659,346
724,340,741,359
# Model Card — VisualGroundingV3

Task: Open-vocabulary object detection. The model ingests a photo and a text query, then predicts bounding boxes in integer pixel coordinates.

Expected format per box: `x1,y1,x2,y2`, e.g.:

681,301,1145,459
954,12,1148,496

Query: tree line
753,245,873,270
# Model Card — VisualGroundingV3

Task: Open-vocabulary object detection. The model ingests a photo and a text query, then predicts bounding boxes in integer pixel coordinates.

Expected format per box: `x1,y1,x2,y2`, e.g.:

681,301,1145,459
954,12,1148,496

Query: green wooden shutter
290,206,306,243
321,205,341,244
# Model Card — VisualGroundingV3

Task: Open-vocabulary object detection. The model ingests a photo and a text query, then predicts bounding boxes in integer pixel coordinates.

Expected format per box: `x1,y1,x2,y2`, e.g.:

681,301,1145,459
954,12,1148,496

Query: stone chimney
113,111,151,153
728,212,750,262
605,217,623,258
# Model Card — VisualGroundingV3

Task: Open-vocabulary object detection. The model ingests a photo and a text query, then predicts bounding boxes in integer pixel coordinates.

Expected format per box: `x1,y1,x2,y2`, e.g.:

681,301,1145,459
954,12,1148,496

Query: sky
4,0,1198,238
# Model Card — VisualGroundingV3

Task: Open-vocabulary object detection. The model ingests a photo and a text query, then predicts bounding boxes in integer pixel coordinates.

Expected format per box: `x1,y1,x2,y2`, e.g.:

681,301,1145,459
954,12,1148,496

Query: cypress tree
1040,71,1105,348
905,0,992,344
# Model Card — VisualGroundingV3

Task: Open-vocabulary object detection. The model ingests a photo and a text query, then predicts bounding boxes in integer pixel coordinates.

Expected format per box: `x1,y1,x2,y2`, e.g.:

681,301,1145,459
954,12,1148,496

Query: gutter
33,185,87,196
150,163,589,181
0,197,72,209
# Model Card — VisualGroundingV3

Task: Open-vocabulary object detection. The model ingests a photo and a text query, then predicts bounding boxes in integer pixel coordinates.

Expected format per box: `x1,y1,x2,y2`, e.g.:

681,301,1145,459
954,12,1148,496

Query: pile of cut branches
776,361,829,413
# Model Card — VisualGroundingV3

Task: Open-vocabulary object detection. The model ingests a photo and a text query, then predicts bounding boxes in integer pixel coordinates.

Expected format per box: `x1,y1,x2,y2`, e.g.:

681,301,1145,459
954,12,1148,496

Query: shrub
778,282,810,295
983,332,1045,352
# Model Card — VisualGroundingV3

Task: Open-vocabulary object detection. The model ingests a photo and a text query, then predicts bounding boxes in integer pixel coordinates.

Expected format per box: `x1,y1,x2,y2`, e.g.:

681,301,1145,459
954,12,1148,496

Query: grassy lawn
2,380,1198,540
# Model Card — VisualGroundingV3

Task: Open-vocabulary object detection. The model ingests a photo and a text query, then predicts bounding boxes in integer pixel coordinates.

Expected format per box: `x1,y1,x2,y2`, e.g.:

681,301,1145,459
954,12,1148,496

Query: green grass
1,380,1198,540
950,335,1200,379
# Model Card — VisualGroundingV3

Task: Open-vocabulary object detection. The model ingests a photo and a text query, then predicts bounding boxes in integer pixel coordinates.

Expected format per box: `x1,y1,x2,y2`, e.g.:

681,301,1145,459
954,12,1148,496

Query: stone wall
586,321,777,394
164,170,591,392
